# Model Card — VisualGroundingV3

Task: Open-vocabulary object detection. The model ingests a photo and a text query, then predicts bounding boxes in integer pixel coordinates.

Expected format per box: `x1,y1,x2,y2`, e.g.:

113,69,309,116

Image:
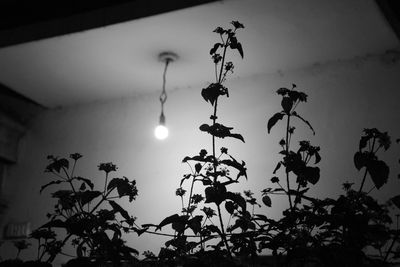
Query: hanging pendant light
154,52,178,140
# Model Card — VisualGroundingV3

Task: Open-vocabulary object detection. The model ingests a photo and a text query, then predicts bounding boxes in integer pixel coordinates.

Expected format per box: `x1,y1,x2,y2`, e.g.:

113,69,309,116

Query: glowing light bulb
155,112,168,140
154,124,169,140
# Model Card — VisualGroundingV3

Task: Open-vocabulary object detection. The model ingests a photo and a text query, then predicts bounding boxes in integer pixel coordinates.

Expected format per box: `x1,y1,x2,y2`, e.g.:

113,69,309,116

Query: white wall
1,51,400,265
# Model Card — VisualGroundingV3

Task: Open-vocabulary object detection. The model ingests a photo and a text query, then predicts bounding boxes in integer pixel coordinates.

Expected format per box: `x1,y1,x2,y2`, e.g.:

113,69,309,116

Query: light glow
154,124,169,140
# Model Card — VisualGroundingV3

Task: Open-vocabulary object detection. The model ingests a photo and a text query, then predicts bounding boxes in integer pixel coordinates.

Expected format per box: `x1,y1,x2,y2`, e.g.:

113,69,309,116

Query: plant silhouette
31,154,138,266
256,87,400,266
141,21,250,266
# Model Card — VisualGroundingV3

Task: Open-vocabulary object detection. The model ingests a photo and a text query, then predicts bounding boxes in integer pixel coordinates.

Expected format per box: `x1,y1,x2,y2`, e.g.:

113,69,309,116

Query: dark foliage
141,21,250,266
258,86,400,266
32,154,138,265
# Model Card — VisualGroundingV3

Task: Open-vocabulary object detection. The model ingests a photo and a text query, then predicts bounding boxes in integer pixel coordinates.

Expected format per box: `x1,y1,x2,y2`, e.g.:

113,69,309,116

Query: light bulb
154,124,169,140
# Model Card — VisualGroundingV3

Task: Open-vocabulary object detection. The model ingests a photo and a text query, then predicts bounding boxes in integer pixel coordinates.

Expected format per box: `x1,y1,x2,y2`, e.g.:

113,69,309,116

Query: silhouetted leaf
379,131,391,151
180,174,191,187
195,163,202,173
54,194,75,210
226,192,246,211
273,162,281,174
40,180,63,193
172,216,189,233
229,217,254,232
200,123,244,142
201,83,228,105
367,160,389,189
225,201,235,214
210,43,222,55
46,158,69,173
229,133,245,142
205,184,227,205
183,155,203,162
188,215,203,235
359,135,369,150
281,97,292,114
229,36,238,49
79,182,86,191
267,112,284,133
292,111,315,135
132,227,148,236
315,152,321,164
231,20,245,29
262,195,272,207
354,151,368,170
107,177,138,202
182,155,216,164
79,191,102,206
157,214,180,231
109,223,122,240
390,195,400,209
213,27,224,34
305,167,320,185
71,226,94,240
109,200,130,221
58,158,70,171
202,177,212,186
220,156,247,179
74,176,94,190
277,87,290,96
205,225,221,235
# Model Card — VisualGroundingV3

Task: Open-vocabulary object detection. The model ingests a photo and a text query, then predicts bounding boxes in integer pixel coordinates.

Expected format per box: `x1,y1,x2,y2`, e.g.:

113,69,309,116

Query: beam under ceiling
376,0,400,41
0,0,219,48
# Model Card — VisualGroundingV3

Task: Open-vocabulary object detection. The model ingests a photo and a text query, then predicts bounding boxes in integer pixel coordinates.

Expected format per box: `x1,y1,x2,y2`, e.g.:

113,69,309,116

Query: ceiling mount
158,52,179,63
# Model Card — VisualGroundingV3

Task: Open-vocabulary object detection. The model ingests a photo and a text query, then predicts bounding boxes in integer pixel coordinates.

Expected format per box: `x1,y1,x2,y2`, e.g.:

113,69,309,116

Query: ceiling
0,0,398,108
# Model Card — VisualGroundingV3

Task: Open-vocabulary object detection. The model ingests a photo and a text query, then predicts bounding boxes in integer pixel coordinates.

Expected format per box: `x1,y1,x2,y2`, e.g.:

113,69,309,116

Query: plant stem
212,100,218,182
62,167,84,212
211,96,231,255
104,173,109,195
217,204,232,257
187,177,196,212
215,63,218,82
285,115,293,210
90,190,112,214
293,183,301,209
47,233,73,263
71,160,77,178
218,43,229,84
358,168,369,193
359,138,376,193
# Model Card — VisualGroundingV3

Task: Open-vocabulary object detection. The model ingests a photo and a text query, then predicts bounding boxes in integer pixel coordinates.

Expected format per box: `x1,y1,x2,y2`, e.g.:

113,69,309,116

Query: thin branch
285,115,293,210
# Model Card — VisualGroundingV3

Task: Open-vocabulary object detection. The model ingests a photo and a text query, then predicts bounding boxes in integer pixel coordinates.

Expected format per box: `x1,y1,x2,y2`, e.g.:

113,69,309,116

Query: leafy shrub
32,154,139,265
